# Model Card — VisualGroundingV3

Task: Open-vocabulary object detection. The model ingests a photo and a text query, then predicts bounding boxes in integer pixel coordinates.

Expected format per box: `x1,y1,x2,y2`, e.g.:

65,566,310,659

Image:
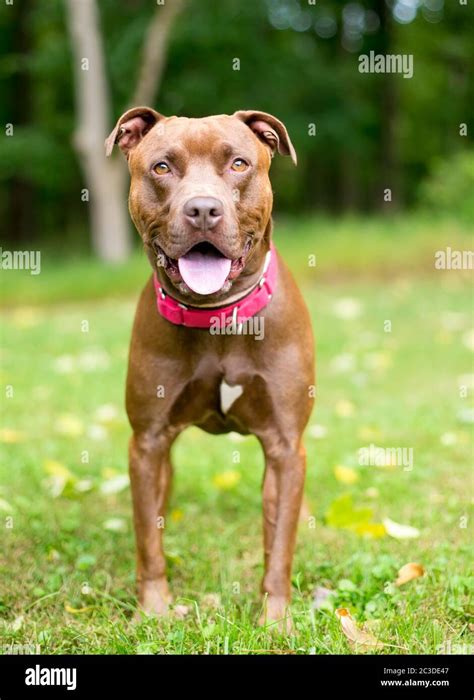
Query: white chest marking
220,380,244,414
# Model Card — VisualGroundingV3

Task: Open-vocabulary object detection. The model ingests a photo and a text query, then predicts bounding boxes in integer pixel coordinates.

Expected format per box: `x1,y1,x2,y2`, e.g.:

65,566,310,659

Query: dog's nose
183,197,223,231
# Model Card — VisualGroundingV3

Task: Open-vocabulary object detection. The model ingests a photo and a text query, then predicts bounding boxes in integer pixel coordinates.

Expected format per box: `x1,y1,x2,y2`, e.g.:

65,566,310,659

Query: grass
0,214,472,655
0,212,470,307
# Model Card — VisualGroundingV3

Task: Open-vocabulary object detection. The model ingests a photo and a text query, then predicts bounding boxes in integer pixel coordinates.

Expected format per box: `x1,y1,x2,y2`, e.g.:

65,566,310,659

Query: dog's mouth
157,240,251,296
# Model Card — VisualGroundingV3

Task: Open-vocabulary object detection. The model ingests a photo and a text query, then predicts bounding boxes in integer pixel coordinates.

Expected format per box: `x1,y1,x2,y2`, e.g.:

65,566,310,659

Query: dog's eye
231,158,249,172
153,162,171,175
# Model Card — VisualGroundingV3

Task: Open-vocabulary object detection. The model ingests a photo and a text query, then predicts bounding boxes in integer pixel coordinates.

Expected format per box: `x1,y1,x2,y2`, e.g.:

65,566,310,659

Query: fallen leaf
0,428,25,443
94,404,119,423
335,399,355,418
334,465,359,484
365,487,379,499
358,426,382,441
53,355,76,374
99,475,129,495
330,353,356,374
333,298,362,320
383,518,420,540
326,494,386,539
364,352,392,371
55,414,84,437
395,562,425,586
353,522,386,538
308,424,328,439
335,608,384,652
87,424,108,441
77,348,110,372
103,517,127,532
212,470,241,490
65,604,93,614
11,307,40,328
174,604,191,620
75,479,94,493
43,459,76,497
440,432,458,446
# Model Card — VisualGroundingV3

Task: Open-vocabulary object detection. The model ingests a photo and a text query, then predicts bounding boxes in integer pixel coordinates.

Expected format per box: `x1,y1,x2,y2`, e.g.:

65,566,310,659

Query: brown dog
105,107,315,628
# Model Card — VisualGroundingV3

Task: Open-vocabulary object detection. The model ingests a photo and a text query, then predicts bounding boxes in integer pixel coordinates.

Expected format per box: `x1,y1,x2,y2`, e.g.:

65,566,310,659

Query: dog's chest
219,379,244,413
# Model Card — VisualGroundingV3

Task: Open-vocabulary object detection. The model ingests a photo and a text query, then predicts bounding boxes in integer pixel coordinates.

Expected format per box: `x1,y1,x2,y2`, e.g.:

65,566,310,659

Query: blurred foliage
419,150,474,222
0,0,472,248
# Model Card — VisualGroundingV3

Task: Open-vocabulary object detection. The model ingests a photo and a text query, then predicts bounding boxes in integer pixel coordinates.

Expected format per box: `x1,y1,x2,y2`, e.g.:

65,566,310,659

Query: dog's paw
133,578,172,621
258,596,294,635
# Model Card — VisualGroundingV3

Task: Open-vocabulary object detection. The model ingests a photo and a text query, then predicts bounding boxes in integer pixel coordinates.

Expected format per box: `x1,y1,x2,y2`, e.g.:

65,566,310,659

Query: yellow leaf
212,470,241,491
334,465,359,484
11,307,40,328
358,426,382,441
335,399,355,418
55,414,83,437
170,509,184,522
65,604,93,614
352,522,386,538
365,487,379,499
383,518,420,540
0,428,25,443
335,608,385,652
395,562,425,587
44,459,74,480
43,459,76,498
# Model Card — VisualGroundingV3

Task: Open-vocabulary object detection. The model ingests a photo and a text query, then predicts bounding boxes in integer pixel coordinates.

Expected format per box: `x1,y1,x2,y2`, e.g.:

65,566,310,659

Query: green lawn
0,215,472,654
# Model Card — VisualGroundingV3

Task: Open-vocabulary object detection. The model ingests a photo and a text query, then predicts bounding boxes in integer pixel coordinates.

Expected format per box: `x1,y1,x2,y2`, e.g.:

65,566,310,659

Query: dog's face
106,108,296,301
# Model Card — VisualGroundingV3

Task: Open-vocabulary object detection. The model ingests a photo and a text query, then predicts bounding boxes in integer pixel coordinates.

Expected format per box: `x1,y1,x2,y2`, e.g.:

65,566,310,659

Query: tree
65,0,184,262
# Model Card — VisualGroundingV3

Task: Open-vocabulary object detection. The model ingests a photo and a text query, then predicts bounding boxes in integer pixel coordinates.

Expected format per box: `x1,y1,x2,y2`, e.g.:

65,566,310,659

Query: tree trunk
66,0,185,262
66,0,130,263
132,0,185,106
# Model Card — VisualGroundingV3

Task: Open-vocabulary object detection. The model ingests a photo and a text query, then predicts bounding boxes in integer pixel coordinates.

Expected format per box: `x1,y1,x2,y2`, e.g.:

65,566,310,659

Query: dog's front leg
259,436,306,631
129,430,175,617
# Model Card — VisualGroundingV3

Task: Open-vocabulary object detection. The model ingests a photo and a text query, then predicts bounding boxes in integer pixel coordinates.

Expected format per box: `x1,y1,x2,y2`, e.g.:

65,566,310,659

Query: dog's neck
154,228,273,310
153,242,277,329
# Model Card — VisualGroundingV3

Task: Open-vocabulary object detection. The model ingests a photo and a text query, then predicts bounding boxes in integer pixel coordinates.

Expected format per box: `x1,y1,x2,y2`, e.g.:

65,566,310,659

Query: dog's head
106,108,296,302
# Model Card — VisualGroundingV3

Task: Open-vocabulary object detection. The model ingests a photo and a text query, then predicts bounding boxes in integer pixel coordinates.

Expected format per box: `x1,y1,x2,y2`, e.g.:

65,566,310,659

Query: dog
105,107,315,629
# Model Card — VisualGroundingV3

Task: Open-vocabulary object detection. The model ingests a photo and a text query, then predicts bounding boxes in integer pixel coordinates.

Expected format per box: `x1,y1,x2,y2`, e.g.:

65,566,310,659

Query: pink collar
153,244,277,329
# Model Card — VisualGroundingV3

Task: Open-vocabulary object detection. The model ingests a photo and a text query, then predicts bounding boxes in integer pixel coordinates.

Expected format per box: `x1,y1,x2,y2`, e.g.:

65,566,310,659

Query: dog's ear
105,106,164,158
233,110,297,166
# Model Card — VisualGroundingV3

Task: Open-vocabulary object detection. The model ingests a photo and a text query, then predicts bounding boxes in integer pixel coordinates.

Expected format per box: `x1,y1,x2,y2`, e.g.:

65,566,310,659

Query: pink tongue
178,249,232,295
